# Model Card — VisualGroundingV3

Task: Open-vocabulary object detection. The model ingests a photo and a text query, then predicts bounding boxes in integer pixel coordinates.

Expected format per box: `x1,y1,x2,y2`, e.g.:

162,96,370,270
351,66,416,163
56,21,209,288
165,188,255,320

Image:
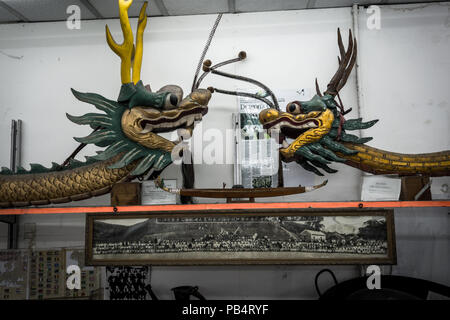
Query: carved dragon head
67,0,212,176
200,29,379,177
258,29,378,176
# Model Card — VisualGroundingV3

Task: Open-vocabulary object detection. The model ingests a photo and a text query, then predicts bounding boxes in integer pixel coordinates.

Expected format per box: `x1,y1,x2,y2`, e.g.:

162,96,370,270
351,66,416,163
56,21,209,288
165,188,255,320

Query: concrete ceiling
0,0,446,24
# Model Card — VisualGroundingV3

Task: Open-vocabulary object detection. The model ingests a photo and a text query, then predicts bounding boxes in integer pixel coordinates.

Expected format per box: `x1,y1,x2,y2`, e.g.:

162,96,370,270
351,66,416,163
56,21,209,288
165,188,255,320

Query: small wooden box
110,182,141,206
399,176,431,201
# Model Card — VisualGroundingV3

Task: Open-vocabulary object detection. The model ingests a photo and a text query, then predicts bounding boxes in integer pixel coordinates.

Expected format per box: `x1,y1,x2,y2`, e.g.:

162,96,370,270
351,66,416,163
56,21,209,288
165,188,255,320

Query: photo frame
85,209,396,265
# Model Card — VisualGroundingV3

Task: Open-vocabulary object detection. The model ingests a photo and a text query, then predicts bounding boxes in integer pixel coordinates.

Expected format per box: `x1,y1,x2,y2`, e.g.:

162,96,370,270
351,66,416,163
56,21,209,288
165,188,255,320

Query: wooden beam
0,1,29,22
0,201,449,215
79,0,103,19
0,215,16,224
154,0,169,16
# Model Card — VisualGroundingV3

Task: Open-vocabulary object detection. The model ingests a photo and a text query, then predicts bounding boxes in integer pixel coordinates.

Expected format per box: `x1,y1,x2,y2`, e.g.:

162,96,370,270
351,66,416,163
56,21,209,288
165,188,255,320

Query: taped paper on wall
240,139,279,188
361,176,401,201
431,177,450,200
0,250,28,300
142,179,177,205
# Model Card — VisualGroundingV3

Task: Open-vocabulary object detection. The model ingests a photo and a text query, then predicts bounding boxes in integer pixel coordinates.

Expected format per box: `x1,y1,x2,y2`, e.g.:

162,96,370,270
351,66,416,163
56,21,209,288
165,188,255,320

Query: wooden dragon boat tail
0,155,135,208
340,142,450,176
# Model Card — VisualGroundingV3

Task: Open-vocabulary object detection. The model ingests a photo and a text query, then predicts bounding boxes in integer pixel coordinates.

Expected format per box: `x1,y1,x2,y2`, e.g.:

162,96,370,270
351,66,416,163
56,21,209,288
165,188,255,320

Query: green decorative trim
0,88,173,177
118,82,137,103
117,80,171,109
68,89,173,175
291,93,378,176
0,157,99,176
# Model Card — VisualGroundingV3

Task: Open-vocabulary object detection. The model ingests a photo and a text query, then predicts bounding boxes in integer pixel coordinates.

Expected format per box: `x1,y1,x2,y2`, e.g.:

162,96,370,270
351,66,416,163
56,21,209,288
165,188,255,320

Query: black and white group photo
89,212,395,264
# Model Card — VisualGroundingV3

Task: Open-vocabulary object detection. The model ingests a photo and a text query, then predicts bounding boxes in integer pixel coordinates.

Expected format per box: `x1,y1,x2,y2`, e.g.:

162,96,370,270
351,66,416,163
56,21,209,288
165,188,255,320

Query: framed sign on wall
85,209,396,266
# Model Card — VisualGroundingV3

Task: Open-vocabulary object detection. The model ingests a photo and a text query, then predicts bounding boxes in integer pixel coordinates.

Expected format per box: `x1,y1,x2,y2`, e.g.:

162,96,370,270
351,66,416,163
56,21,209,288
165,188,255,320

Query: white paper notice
431,177,450,200
237,88,313,189
141,179,177,205
361,176,401,201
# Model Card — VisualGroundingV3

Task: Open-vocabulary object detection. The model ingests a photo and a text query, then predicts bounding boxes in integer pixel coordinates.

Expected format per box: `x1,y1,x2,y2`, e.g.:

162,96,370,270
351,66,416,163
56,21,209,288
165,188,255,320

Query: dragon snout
259,108,280,126
190,89,212,106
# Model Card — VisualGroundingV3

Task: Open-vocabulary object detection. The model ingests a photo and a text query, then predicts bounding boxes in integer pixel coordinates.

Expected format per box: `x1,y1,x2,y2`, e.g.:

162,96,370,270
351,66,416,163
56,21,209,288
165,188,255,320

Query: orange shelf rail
0,200,449,215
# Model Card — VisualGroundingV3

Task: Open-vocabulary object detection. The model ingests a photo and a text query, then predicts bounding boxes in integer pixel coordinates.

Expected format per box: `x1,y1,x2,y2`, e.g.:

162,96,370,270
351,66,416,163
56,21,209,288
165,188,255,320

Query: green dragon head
259,29,378,176
67,0,212,177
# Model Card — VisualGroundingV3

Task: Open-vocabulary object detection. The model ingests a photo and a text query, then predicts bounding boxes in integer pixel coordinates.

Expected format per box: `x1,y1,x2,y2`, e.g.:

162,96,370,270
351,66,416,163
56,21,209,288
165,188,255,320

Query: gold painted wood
280,109,335,158
105,0,148,84
155,177,328,198
132,2,148,84
0,155,136,208
339,142,450,176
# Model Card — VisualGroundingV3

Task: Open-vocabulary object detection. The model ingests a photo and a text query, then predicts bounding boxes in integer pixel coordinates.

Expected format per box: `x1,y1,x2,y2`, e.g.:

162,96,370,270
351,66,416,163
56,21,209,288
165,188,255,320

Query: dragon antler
105,0,148,84
132,2,148,84
324,28,358,96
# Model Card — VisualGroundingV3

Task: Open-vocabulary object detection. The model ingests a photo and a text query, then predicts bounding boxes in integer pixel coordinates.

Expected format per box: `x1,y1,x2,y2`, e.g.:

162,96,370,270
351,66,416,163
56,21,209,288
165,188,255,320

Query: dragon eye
164,94,178,109
287,102,302,114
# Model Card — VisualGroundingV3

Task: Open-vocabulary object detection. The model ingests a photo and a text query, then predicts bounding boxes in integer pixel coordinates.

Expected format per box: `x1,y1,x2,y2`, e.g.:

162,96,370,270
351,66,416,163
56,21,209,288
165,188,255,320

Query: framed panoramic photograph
85,209,396,265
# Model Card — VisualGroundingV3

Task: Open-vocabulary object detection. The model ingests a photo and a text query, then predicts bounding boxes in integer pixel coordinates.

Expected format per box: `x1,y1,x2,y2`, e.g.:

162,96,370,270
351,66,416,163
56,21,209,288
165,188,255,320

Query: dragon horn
325,28,357,96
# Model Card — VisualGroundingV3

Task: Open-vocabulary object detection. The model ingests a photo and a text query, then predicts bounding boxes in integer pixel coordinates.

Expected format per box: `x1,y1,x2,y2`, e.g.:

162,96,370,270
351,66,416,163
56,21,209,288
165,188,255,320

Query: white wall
358,3,450,153
0,2,449,298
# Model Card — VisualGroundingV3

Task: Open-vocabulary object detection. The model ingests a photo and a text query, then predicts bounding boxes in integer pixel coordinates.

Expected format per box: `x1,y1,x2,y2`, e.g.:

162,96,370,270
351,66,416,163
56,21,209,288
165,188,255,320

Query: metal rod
211,88,276,109
16,119,22,170
232,113,241,185
195,56,244,89
352,3,365,199
7,220,18,249
8,119,19,249
277,156,284,188
352,4,363,137
210,69,280,110
60,126,102,169
10,120,16,172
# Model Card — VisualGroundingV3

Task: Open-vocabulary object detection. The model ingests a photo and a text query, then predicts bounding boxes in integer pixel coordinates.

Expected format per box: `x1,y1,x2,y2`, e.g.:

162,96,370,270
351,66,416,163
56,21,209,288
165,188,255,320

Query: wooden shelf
0,200,449,215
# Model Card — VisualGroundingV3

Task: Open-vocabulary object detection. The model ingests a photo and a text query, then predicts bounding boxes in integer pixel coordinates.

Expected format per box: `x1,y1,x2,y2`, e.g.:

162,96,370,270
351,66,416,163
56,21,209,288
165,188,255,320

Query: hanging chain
191,13,223,92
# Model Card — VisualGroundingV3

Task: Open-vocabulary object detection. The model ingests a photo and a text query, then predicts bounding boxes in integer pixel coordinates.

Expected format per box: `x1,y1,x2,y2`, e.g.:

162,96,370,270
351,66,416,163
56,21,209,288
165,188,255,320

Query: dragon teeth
141,124,153,133
141,113,202,133
185,115,195,127
177,128,192,139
